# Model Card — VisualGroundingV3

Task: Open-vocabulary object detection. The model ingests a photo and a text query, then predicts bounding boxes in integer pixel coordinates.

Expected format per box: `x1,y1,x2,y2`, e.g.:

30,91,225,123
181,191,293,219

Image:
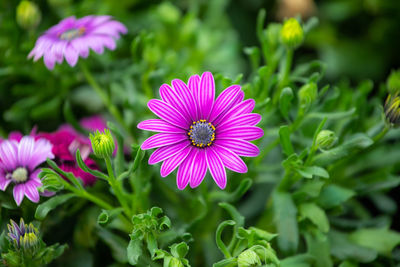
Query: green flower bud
169,257,185,267
7,219,40,253
89,129,115,159
16,1,41,30
384,94,400,125
316,130,337,150
298,82,318,111
238,249,262,267
280,18,304,49
387,69,400,94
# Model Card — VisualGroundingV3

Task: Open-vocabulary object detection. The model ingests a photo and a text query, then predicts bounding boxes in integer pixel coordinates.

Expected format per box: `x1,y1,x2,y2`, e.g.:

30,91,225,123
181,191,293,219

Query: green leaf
304,231,333,267
293,180,325,199
297,166,329,179
170,242,189,259
146,233,158,258
279,125,294,156
47,158,84,190
318,184,355,209
98,228,128,263
213,258,237,267
209,178,253,203
280,253,314,267
216,220,235,258
349,228,400,256
35,193,75,220
329,230,377,263
299,203,329,233
273,192,298,253
127,238,143,265
279,87,294,119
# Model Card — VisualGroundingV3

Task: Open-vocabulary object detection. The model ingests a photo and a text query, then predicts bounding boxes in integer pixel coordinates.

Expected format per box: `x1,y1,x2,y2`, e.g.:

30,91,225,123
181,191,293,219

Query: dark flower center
188,120,215,147
59,27,86,41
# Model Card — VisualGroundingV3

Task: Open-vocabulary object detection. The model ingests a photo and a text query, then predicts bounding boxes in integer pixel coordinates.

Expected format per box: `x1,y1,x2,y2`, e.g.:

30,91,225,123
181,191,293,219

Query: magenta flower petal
141,133,187,150
148,99,189,129
138,72,262,190
219,113,262,129
28,138,54,170
176,150,196,190
205,148,227,189
159,84,191,124
160,146,192,177
64,45,79,66
214,145,248,173
138,119,185,133
189,149,207,188
218,126,264,141
13,184,25,206
214,139,260,157
172,79,198,121
208,85,241,122
149,141,189,165
198,72,215,118
215,99,255,126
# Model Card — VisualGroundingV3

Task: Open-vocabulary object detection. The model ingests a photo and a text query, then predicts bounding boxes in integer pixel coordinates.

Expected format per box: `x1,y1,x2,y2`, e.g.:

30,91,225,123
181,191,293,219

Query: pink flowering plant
2,2,400,267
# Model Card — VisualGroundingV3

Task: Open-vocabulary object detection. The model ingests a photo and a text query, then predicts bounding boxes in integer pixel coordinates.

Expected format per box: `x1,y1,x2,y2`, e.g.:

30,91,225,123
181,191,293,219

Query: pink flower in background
28,15,127,69
138,72,263,190
0,136,54,206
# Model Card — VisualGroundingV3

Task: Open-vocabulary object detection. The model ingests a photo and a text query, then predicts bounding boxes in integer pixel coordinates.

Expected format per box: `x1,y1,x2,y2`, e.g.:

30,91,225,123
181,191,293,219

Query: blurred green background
1,0,399,135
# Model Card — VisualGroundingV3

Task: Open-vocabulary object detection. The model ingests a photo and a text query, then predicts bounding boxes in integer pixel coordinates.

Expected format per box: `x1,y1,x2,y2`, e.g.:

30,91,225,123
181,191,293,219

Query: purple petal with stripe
172,79,198,121
148,141,189,164
28,138,54,170
214,99,255,126
198,72,215,119
23,181,40,203
205,147,227,189
159,84,191,124
218,113,262,131
141,133,187,150
189,149,207,188
217,126,264,141
214,145,247,173
214,139,260,157
18,136,35,167
209,85,241,122
0,172,11,191
148,99,189,129
0,140,18,170
160,146,192,177
13,184,25,206
176,150,196,190
138,119,185,133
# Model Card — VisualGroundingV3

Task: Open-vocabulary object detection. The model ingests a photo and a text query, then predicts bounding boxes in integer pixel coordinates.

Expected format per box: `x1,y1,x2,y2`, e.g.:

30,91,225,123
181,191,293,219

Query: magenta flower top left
28,15,127,70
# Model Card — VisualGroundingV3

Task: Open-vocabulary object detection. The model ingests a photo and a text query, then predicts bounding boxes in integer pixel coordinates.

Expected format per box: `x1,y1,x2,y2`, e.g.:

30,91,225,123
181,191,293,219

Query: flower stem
105,157,131,219
373,123,390,143
80,63,135,142
274,48,293,104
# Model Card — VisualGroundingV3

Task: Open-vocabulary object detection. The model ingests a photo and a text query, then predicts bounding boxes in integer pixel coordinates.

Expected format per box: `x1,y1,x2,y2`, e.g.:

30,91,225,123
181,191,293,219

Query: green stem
105,157,132,219
80,63,135,142
273,48,293,104
373,124,390,143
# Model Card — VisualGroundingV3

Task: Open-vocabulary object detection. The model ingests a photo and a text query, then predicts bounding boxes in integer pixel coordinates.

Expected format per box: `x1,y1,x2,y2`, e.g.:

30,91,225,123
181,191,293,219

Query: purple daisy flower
138,72,263,190
28,15,127,70
0,136,54,206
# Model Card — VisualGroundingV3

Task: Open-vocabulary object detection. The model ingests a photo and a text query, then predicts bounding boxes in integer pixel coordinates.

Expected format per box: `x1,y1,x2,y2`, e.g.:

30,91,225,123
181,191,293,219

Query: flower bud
238,249,262,267
280,18,304,49
384,94,400,125
298,82,318,111
16,1,41,30
316,130,337,150
89,129,115,159
7,219,40,253
169,257,185,267
387,69,400,95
